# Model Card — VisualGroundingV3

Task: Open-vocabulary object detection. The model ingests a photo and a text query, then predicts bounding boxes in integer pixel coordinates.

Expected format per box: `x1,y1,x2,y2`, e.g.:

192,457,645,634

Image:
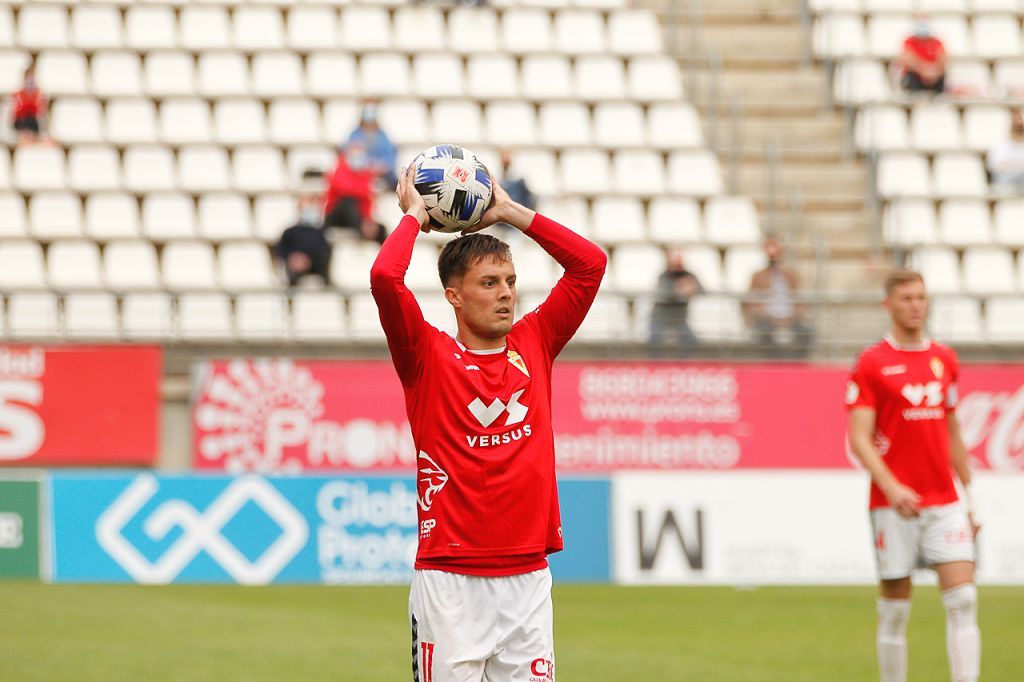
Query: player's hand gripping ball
411,144,493,233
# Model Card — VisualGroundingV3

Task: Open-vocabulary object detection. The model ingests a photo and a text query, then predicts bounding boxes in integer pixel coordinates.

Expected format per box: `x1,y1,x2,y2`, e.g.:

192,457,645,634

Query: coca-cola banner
191,360,1024,473
0,345,161,466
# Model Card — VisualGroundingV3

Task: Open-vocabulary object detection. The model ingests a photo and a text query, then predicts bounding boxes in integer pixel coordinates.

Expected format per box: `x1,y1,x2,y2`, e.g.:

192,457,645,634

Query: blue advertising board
49,473,610,584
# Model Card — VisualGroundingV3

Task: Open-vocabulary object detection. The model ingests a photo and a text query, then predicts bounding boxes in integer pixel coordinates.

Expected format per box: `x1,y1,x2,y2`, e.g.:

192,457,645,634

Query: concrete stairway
643,0,889,300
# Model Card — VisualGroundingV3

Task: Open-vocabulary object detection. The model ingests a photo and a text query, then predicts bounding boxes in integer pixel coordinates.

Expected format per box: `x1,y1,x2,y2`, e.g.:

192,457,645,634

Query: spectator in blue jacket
345,99,398,189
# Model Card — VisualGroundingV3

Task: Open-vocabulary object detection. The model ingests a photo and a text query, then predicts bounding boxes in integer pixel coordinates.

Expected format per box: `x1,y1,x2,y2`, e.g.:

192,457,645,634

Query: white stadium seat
268,100,322,145
910,105,962,153
866,15,912,60
254,194,297,243
667,151,723,197
64,294,119,339
690,295,746,340
306,53,358,98
331,242,380,291
395,7,446,52
723,246,767,293
163,241,218,290
502,8,553,54
198,193,253,241
962,247,1016,295
236,294,289,340
592,197,646,244
413,54,465,99
340,7,392,52
178,293,234,340
0,149,7,190
0,8,11,51
466,55,520,99
995,60,1024,98
14,147,65,192
106,99,158,145
911,247,961,294
233,6,285,51
570,294,630,342
0,193,27,238
180,6,231,51
539,102,592,147
612,150,665,197
252,53,304,98
932,153,987,198
705,197,761,246
485,102,537,146
431,101,483,147
522,56,572,101
994,200,1024,247
292,291,346,340
929,296,982,344
219,242,278,291
627,56,682,101
447,8,500,55
608,10,662,55
609,244,665,294
287,147,334,187
939,199,991,245
972,15,1021,59
0,242,47,291
105,241,161,291
680,245,723,292
0,51,30,94
161,99,213,145
648,197,702,244
404,243,442,293
72,5,123,51
123,145,176,193
593,103,646,148
555,10,607,55
125,6,177,51
876,153,930,198
50,98,103,145
232,147,287,193
359,54,411,98
144,52,196,98
946,61,992,99
931,15,970,59
35,51,88,96
287,6,337,51
648,104,702,149
198,52,251,98
560,149,611,195
856,106,909,151
377,99,428,146
516,149,561,196
48,241,103,290
122,293,173,339
143,193,197,240
576,56,627,102
834,59,889,104
91,52,143,98
7,293,59,338
536,196,589,236
348,293,387,341
18,5,68,50
214,99,266,145
984,297,1024,342
323,100,361,144
179,146,231,192
884,199,937,246
814,13,865,58
964,106,1011,153
508,243,557,293
85,193,139,240
29,192,83,239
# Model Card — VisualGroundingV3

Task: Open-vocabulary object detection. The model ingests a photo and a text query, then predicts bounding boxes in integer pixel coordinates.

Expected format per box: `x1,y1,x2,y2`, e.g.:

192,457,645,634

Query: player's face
447,256,517,341
885,280,928,332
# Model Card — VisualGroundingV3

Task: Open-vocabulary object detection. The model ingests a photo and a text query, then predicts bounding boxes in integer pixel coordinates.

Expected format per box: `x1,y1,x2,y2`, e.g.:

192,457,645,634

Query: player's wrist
406,206,429,229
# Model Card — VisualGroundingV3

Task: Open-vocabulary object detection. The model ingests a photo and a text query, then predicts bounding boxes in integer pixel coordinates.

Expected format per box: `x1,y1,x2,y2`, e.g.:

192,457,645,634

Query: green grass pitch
1,584,1021,680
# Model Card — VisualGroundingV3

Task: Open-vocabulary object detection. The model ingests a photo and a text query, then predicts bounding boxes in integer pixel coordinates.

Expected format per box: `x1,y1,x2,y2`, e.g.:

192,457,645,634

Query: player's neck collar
884,334,932,352
453,336,507,355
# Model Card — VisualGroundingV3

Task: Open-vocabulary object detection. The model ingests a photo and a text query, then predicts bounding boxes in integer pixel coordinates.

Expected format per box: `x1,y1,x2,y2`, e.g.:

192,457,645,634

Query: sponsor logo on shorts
420,642,435,682
530,657,554,681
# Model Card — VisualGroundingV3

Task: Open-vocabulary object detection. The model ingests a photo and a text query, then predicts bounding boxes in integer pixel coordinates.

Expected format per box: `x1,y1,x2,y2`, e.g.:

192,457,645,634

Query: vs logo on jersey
468,389,528,428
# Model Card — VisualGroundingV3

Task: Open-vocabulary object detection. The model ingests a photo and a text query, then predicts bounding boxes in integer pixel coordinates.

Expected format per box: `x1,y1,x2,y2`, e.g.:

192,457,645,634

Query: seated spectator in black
10,65,48,146
743,237,813,358
987,109,1024,194
898,14,946,96
648,248,702,354
322,142,387,245
276,194,332,287
345,98,398,189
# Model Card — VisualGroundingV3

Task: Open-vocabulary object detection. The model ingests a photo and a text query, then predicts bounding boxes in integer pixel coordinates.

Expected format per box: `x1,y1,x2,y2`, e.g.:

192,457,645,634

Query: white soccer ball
412,144,493,233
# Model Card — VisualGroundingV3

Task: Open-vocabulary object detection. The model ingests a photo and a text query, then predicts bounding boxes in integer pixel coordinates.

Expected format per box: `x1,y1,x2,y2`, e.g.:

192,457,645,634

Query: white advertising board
612,472,1024,585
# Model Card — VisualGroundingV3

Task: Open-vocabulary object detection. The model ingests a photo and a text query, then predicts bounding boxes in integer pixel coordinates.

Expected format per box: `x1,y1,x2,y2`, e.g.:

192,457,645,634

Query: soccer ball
412,144,493,233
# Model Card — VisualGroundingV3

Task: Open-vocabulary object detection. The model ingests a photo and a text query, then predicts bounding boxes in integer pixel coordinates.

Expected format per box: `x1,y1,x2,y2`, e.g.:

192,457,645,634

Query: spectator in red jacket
11,65,48,145
899,14,946,96
322,141,386,245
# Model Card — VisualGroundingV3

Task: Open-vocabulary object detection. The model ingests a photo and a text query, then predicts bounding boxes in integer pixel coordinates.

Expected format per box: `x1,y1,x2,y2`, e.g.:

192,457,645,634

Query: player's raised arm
470,177,607,355
369,165,433,385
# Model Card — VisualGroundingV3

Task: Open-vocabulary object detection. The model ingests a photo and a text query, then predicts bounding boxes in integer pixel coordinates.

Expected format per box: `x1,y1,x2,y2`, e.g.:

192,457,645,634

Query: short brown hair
884,268,925,296
438,233,512,287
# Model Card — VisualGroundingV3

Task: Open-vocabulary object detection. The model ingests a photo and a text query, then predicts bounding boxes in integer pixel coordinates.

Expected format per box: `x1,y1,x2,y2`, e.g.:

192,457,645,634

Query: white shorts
870,502,975,580
409,568,555,682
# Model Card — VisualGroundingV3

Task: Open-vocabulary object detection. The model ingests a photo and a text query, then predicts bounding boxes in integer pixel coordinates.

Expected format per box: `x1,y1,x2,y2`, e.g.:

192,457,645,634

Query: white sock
877,598,911,682
941,584,981,682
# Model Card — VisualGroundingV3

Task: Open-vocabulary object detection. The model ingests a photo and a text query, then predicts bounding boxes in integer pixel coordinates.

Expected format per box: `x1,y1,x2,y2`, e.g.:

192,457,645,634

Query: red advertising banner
0,345,161,466
191,360,1024,473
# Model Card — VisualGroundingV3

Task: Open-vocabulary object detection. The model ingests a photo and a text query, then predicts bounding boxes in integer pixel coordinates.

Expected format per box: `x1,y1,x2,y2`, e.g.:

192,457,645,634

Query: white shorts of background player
870,502,975,580
410,568,555,682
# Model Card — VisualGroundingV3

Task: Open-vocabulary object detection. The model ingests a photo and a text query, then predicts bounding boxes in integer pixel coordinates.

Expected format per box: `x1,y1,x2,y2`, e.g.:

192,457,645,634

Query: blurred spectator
744,237,813,358
276,194,332,287
986,109,1024,194
323,142,387,245
898,14,946,96
345,99,398,189
10,65,48,146
499,149,535,210
648,248,702,354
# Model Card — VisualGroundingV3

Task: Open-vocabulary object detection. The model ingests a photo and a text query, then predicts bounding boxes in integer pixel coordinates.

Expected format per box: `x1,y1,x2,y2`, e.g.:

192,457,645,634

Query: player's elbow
369,259,397,290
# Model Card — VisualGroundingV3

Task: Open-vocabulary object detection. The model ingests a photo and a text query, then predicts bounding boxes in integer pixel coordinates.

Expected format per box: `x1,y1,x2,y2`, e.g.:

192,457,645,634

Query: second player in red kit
372,164,606,681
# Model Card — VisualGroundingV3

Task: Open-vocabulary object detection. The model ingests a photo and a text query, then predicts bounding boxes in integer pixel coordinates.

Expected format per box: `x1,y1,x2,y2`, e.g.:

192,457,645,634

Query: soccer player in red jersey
371,165,606,681
846,270,980,682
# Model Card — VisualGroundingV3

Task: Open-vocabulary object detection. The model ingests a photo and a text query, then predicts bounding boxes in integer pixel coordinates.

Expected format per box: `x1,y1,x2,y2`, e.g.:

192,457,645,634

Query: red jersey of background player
845,335,960,510
370,213,605,577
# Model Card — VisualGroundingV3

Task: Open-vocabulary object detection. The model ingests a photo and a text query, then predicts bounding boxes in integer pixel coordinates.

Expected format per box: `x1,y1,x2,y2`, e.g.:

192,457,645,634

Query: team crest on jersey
417,451,449,512
507,350,529,377
930,357,944,379
844,381,860,405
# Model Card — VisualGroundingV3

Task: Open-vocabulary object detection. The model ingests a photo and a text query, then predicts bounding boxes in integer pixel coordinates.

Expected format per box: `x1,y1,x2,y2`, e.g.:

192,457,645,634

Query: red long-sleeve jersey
370,213,606,576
